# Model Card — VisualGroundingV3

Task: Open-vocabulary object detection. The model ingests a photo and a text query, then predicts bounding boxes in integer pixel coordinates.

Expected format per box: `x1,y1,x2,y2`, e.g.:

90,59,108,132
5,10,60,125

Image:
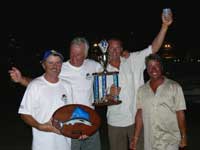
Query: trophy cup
92,40,122,106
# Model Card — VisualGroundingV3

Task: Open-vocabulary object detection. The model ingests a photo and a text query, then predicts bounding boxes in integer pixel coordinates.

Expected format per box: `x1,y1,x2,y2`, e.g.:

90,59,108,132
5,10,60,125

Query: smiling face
147,60,163,80
108,39,123,61
69,43,86,67
42,55,62,77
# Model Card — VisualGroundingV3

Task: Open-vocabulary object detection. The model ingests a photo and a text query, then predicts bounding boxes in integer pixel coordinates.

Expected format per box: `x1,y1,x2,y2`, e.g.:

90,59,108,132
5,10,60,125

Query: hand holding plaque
92,40,122,106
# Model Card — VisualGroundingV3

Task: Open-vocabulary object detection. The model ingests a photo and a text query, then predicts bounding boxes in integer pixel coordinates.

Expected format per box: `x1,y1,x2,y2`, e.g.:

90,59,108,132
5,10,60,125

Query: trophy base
92,98,122,107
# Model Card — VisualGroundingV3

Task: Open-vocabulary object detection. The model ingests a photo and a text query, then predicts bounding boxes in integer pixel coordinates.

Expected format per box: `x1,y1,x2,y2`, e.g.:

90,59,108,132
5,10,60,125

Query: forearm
133,109,143,139
130,109,143,149
21,114,60,134
20,114,40,129
20,76,32,87
176,110,187,138
151,24,169,53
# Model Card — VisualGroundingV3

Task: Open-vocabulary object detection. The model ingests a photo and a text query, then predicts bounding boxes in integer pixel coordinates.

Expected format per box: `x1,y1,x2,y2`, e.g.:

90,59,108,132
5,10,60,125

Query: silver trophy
98,40,109,73
92,40,121,106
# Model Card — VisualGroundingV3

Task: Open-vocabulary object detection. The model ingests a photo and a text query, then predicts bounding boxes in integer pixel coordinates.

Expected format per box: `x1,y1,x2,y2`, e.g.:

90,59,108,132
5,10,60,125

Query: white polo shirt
107,46,152,127
18,75,73,150
59,59,102,108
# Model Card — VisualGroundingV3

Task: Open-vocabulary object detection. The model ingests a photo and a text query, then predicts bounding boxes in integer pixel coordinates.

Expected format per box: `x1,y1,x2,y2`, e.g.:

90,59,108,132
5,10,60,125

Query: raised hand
8,67,22,83
162,9,173,27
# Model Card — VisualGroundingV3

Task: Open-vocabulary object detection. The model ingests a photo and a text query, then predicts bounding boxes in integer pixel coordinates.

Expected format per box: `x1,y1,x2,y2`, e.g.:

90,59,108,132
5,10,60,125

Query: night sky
6,1,200,49
6,2,200,67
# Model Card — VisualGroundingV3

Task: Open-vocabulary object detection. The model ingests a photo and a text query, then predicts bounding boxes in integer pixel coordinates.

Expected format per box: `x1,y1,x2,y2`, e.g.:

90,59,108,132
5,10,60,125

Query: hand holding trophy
92,40,122,106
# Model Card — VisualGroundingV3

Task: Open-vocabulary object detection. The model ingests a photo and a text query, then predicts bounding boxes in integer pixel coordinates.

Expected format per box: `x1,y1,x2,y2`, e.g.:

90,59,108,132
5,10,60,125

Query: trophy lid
98,40,108,54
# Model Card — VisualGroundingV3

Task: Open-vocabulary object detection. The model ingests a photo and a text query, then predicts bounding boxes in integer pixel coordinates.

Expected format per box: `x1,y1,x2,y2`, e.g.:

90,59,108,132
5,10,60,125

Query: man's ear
42,63,46,70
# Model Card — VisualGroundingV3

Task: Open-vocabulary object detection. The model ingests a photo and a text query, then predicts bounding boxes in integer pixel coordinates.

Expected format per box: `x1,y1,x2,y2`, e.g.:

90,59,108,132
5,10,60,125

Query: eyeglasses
108,47,122,51
46,61,62,66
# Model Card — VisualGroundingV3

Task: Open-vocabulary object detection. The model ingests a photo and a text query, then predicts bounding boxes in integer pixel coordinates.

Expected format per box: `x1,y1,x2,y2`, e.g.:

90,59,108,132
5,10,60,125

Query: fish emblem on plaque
92,40,122,106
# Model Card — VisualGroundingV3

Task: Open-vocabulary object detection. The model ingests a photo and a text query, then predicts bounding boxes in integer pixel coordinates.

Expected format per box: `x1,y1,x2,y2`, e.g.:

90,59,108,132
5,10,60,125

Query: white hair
70,37,89,58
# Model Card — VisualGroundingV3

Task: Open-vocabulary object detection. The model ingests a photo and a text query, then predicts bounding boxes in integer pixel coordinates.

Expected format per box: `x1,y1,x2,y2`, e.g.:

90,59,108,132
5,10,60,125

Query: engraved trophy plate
92,40,121,106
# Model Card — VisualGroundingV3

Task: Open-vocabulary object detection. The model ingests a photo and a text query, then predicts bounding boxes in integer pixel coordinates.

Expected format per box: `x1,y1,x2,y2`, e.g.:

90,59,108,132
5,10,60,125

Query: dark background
5,1,200,63
2,2,200,149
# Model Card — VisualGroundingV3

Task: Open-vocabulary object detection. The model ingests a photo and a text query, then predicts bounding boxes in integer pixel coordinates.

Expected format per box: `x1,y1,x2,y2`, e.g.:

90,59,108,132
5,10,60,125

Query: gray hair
70,37,89,58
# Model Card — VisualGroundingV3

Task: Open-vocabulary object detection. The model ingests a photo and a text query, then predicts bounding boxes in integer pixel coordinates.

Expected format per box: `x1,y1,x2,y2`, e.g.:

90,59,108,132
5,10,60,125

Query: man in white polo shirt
18,50,73,150
106,10,173,150
58,37,102,150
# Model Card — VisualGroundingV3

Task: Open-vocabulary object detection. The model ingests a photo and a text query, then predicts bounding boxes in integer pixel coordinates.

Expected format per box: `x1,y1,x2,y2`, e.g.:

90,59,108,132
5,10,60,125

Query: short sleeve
136,87,143,109
174,84,186,111
18,82,40,115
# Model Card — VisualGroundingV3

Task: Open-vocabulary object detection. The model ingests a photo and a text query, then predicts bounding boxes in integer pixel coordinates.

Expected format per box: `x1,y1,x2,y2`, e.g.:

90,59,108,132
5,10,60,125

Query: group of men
9,9,187,150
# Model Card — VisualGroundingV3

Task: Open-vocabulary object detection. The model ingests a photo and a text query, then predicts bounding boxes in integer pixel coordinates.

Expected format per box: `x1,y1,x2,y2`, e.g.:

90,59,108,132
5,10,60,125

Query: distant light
93,43,98,47
164,43,172,49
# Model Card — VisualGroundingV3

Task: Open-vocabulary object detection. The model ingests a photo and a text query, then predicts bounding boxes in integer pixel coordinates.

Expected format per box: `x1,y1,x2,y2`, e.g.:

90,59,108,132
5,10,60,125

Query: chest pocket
157,88,176,113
